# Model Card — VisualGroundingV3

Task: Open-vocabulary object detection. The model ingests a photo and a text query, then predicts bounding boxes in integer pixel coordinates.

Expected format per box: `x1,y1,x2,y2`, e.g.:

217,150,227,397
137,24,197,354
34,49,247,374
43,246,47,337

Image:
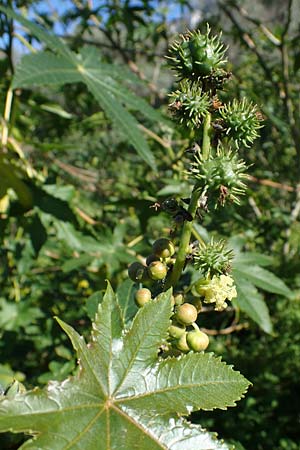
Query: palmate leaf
233,277,273,334
232,252,292,332
0,284,249,450
0,7,163,168
233,265,292,297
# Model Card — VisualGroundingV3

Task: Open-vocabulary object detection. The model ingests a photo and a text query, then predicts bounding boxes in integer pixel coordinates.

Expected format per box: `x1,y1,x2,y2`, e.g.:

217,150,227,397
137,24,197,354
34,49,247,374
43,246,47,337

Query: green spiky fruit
152,238,175,258
193,238,234,277
135,288,152,307
219,98,263,147
186,330,209,351
175,303,198,325
188,145,249,206
167,27,227,81
169,81,210,128
148,261,168,280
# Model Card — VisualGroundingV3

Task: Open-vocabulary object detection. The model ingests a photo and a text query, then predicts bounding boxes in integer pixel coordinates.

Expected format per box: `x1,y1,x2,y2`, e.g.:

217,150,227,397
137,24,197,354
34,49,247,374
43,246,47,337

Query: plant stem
164,113,211,290
1,87,13,150
202,113,211,160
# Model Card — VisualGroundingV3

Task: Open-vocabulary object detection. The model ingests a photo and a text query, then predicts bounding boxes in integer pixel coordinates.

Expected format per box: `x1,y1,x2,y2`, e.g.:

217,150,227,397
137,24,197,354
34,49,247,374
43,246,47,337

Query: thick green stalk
202,113,211,160
164,114,211,290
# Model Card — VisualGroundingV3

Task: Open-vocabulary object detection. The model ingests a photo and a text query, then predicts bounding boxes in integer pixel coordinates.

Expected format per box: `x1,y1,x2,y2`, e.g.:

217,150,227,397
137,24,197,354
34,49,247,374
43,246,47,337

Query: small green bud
148,261,168,280
175,303,198,325
186,330,209,351
174,293,184,306
135,288,152,307
152,238,175,259
166,257,176,267
168,323,186,339
176,332,190,352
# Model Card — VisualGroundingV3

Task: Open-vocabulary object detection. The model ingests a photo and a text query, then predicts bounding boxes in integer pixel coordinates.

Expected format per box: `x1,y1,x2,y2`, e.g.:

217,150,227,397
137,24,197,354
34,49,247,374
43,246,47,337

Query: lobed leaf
233,277,273,334
117,352,250,414
0,6,159,168
0,285,250,449
233,252,274,267
233,265,292,297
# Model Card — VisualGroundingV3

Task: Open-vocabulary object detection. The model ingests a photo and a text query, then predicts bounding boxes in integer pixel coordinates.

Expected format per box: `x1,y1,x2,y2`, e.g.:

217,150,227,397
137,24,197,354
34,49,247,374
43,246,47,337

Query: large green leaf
233,265,292,297
233,251,274,267
0,284,249,449
0,6,161,168
233,277,273,334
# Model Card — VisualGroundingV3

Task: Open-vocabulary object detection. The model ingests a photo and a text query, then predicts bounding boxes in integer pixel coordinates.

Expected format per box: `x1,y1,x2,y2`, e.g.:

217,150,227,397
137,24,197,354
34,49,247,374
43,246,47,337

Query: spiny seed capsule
175,303,198,325
148,261,168,280
186,330,209,351
176,332,190,352
135,288,152,307
128,262,148,282
152,238,175,259
168,323,186,339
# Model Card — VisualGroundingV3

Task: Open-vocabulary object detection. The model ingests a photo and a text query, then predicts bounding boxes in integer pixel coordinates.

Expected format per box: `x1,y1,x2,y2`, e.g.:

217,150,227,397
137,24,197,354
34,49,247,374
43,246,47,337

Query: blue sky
0,1,187,54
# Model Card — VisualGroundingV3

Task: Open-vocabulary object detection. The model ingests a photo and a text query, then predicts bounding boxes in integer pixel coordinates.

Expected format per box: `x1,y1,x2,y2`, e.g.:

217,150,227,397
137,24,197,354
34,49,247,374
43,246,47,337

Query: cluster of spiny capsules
128,238,210,353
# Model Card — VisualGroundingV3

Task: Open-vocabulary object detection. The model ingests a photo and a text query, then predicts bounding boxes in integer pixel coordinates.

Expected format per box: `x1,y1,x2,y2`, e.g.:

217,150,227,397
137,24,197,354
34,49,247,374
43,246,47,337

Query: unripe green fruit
152,238,175,259
148,261,168,280
128,262,147,282
176,332,190,352
146,254,160,266
174,293,184,306
166,257,176,266
168,323,186,339
175,303,198,325
135,288,152,307
186,330,209,351
193,278,210,296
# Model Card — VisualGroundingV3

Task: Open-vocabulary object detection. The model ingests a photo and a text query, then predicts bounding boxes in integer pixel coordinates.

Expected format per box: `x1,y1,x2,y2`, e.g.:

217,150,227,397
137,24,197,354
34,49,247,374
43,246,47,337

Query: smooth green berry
146,254,160,266
175,303,198,325
152,238,175,259
186,330,209,351
128,262,148,282
168,323,186,339
174,293,184,306
148,261,168,280
135,288,152,307
176,332,190,352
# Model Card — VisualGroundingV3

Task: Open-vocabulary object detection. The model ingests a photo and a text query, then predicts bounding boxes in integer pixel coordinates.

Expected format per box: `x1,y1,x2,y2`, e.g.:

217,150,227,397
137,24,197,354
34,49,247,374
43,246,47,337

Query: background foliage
0,0,299,449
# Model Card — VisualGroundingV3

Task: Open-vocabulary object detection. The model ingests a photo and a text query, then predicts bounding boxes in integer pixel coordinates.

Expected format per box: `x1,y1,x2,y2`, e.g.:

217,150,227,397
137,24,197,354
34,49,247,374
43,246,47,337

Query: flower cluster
194,274,237,311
